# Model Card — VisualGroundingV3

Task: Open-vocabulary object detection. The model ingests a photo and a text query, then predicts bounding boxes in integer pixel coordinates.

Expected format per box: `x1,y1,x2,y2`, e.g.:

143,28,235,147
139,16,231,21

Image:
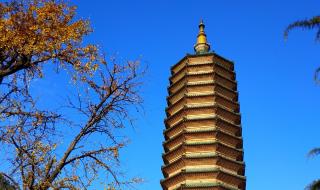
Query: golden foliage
0,0,98,80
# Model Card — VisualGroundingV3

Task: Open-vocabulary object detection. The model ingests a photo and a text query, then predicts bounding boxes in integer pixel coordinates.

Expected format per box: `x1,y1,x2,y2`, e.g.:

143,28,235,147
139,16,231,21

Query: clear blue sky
43,0,320,189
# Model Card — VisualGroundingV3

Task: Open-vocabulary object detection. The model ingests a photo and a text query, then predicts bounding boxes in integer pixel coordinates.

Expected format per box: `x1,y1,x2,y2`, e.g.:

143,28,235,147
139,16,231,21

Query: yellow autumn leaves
0,0,98,78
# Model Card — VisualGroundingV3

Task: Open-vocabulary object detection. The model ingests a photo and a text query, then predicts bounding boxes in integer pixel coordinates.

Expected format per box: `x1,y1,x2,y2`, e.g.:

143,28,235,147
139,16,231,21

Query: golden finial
194,19,210,54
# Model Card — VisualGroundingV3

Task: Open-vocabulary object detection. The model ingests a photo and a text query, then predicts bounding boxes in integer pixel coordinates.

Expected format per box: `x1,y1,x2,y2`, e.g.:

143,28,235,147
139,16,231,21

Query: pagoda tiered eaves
161,21,246,190
161,52,246,190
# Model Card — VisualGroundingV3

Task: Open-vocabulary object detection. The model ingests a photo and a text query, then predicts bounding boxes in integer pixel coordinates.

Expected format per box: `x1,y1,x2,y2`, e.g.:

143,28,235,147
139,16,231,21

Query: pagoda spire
194,19,211,54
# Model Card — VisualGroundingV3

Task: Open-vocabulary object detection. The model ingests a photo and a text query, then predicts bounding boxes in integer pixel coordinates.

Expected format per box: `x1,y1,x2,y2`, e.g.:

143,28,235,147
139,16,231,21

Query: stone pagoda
160,21,246,190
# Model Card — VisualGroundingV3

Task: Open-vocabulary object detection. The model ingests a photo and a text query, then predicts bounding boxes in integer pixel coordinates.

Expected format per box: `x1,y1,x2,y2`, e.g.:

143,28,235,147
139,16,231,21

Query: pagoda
160,21,246,190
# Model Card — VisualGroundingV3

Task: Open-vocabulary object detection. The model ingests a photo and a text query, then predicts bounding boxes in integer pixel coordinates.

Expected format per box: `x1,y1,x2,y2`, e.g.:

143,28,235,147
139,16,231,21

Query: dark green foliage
285,16,320,190
284,16,320,40
306,148,320,190
308,148,320,157
284,16,320,82
0,174,16,190
306,180,320,190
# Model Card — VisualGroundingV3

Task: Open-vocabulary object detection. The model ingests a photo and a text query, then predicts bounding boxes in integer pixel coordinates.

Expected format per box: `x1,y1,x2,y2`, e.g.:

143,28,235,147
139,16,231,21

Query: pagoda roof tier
169,61,236,85
173,182,241,190
165,105,241,129
166,92,240,116
160,167,246,190
166,102,237,118
162,152,244,170
163,127,242,145
167,83,238,106
161,153,245,178
164,104,241,129
167,71,237,95
170,53,234,74
163,116,242,141
167,79,237,98
164,127,242,145
162,140,243,164
163,128,243,152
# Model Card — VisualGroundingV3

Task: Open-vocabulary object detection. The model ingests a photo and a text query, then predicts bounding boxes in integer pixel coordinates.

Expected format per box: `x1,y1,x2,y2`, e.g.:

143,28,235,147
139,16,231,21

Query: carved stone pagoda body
160,21,246,190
